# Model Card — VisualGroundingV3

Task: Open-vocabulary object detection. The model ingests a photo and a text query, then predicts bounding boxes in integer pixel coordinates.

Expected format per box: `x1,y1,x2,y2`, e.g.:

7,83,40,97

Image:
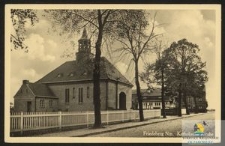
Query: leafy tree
113,11,161,121
162,39,208,115
205,100,208,109
142,39,208,116
188,78,207,113
10,9,38,51
45,9,121,127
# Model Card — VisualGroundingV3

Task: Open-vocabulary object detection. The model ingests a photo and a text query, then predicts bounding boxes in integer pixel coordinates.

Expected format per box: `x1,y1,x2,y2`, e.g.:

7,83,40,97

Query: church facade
14,29,133,112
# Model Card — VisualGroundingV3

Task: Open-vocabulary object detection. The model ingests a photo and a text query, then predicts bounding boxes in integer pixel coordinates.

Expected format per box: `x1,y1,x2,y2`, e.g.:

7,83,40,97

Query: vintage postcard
5,4,221,143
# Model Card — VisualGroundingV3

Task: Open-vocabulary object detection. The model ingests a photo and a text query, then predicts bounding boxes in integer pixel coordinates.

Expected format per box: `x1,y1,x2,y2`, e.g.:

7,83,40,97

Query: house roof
143,96,170,101
36,57,133,87
132,88,170,101
132,88,161,96
27,83,57,98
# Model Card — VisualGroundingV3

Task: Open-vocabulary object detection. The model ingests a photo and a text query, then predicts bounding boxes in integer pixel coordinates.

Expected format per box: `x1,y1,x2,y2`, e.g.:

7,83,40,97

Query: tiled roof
27,83,56,98
143,96,170,101
132,88,161,96
132,88,170,101
36,57,133,87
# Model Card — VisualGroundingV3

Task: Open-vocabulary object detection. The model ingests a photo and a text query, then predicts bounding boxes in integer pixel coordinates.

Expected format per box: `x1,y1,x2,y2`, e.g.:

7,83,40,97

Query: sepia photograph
5,4,221,143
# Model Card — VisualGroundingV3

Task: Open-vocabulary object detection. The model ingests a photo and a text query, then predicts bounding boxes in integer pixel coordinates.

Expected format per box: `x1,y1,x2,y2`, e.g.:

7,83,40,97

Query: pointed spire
80,27,88,39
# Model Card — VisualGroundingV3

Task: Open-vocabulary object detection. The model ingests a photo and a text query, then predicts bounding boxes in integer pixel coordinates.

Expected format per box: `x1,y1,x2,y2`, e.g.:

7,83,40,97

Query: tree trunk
194,96,199,114
93,10,103,128
134,60,144,121
178,83,182,117
183,83,190,115
161,67,166,118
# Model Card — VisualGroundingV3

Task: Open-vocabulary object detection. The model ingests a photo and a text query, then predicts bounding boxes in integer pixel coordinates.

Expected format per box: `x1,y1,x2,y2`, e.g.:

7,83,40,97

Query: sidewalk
33,113,205,137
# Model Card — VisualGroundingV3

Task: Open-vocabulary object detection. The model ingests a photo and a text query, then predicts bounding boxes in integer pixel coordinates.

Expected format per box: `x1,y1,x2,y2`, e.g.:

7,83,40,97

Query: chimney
23,80,29,84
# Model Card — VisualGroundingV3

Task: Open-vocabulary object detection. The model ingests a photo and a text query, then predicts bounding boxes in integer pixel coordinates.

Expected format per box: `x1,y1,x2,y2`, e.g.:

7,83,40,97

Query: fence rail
10,110,161,134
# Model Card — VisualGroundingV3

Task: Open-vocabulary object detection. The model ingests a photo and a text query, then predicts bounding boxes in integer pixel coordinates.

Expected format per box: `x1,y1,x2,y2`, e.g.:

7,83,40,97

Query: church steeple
80,27,88,39
76,28,91,61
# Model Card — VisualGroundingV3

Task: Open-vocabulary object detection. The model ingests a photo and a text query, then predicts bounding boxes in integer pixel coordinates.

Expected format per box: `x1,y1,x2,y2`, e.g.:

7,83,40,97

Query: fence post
107,110,109,126
20,112,23,135
129,110,131,121
87,111,89,128
58,111,62,130
135,111,137,120
122,110,124,122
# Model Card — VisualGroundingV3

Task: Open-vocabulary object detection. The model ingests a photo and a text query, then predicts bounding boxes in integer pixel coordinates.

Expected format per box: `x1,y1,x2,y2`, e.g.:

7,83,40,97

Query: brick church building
14,28,133,112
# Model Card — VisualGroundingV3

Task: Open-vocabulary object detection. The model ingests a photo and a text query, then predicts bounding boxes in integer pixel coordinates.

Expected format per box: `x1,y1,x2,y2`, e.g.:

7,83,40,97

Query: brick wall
35,98,58,112
48,81,132,112
107,82,116,109
117,83,132,110
107,81,132,110
14,98,35,112
14,80,132,112
48,82,105,112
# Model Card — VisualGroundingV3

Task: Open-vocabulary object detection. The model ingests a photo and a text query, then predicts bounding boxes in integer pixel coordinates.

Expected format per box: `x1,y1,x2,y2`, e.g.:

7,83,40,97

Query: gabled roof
132,88,170,101
36,57,133,87
132,88,161,96
28,83,56,98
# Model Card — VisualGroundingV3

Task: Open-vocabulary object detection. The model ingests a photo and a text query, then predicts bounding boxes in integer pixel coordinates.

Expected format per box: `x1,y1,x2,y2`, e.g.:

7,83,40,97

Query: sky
9,8,219,109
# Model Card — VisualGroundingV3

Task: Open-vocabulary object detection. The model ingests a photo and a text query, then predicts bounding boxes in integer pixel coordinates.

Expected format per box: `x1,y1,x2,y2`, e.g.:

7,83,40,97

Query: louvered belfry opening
76,28,91,62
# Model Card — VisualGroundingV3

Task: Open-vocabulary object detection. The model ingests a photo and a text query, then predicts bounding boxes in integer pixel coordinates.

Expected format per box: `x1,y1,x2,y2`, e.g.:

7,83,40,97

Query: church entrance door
119,92,126,110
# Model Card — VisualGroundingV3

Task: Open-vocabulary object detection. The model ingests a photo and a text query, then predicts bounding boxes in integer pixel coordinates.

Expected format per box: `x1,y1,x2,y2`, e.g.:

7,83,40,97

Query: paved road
90,112,215,137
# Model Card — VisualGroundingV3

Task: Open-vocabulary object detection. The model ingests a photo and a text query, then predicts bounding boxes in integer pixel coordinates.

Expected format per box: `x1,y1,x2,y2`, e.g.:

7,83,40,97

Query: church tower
76,28,92,61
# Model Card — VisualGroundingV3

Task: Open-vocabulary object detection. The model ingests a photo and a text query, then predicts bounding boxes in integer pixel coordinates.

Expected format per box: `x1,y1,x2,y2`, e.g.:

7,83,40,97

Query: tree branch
102,10,112,26
73,12,99,29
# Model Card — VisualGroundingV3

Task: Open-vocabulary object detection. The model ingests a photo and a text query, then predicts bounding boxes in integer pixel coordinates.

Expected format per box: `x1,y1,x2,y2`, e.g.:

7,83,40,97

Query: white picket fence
10,110,161,134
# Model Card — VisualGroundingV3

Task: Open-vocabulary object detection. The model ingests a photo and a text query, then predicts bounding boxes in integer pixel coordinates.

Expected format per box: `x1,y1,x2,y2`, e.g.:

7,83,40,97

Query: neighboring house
172,86,208,112
14,28,133,112
132,86,207,112
185,96,207,112
132,88,172,110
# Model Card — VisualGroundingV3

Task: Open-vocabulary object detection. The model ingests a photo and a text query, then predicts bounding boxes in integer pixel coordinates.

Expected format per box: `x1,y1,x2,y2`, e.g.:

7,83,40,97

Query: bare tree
45,9,120,128
140,40,169,118
113,11,161,121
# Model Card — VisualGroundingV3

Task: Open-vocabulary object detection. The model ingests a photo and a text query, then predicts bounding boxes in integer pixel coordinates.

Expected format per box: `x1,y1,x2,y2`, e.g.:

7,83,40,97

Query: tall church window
65,88,69,104
78,88,83,103
87,87,89,98
49,100,53,107
73,87,75,99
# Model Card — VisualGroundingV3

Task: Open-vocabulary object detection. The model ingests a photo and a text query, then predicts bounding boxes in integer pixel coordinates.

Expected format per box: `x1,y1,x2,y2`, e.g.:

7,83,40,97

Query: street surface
90,112,215,137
